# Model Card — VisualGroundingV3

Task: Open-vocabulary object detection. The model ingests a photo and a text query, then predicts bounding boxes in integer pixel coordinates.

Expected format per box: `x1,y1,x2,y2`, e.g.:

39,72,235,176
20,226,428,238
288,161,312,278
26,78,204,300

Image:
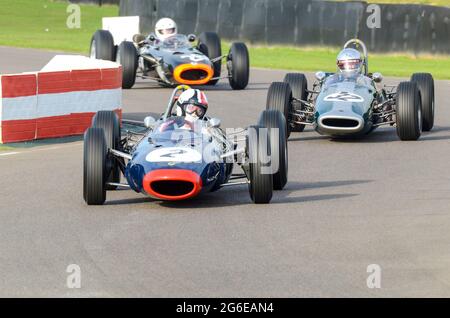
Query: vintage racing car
90,30,249,90
83,86,288,205
266,39,435,141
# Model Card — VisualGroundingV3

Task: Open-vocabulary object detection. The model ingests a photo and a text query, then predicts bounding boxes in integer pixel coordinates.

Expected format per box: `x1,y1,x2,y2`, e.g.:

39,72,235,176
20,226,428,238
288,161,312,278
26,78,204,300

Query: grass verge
0,0,448,79
238,45,450,79
0,145,13,151
335,0,450,6
0,0,118,53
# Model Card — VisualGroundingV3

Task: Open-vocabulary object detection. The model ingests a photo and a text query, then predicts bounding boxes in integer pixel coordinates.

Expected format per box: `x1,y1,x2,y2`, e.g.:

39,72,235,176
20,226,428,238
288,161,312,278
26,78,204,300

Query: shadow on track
287,126,450,143
105,179,369,209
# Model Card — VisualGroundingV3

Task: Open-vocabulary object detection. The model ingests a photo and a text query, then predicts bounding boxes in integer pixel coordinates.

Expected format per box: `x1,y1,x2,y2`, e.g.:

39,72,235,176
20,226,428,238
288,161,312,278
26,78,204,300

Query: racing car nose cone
173,64,213,85
317,111,364,135
143,169,203,201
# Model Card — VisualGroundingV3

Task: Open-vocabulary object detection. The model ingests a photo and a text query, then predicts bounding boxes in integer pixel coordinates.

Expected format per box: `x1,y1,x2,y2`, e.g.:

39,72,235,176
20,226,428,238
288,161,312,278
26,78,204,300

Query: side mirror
148,34,156,42
144,116,156,128
315,71,326,82
209,117,221,128
372,72,383,83
187,34,196,42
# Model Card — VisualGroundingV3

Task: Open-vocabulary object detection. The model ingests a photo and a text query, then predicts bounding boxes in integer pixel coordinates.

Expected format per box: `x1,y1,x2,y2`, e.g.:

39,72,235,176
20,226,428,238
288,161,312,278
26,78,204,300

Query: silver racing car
266,39,435,141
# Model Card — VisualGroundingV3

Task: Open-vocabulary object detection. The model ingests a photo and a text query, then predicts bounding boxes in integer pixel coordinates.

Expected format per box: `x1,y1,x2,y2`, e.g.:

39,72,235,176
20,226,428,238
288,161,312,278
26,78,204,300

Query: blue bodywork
124,117,233,197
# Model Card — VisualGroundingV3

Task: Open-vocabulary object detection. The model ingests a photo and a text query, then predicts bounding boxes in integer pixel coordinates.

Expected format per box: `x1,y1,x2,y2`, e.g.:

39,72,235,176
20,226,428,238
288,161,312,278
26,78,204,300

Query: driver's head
155,18,177,40
337,48,362,74
176,89,208,122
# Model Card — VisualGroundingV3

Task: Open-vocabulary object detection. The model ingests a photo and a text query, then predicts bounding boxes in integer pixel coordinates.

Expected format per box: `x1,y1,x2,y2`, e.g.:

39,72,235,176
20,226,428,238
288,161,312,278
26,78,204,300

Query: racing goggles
158,28,176,35
337,59,361,71
184,104,206,117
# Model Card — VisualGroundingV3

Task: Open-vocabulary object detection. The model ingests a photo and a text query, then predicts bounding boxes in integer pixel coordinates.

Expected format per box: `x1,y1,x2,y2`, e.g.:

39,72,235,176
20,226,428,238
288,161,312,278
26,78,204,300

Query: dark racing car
89,30,249,90
266,39,435,141
83,86,288,205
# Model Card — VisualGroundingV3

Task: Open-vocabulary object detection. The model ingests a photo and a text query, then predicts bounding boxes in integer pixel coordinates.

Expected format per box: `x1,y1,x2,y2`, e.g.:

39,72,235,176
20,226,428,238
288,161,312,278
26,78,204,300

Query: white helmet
176,89,208,122
337,48,362,74
155,18,177,40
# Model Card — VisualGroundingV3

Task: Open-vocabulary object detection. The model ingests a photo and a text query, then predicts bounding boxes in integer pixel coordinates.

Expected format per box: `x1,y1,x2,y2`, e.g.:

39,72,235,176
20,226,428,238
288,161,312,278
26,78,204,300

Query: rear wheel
90,30,115,61
83,128,107,205
266,82,292,138
198,32,222,85
117,41,138,89
258,109,288,190
92,111,121,190
227,43,249,90
411,73,434,131
283,73,308,132
396,81,422,141
247,125,273,203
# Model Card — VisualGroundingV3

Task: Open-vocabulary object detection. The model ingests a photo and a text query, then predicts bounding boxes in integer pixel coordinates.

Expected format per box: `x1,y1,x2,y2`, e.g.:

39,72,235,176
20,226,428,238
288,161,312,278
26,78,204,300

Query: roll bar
344,39,368,76
162,85,192,120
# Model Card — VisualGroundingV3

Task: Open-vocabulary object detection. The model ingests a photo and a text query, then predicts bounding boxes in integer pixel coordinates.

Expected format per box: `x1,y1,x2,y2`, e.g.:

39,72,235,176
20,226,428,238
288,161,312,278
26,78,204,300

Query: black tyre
227,42,249,90
90,30,115,61
247,125,273,203
116,41,138,89
283,73,308,132
83,128,107,205
92,111,121,190
258,109,288,190
411,73,434,131
396,81,422,141
266,82,292,138
198,32,222,85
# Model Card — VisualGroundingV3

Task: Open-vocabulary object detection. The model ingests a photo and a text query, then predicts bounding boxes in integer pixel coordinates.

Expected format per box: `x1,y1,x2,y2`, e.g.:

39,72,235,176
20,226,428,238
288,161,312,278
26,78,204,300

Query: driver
154,18,178,41
176,89,209,129
336,48,363,75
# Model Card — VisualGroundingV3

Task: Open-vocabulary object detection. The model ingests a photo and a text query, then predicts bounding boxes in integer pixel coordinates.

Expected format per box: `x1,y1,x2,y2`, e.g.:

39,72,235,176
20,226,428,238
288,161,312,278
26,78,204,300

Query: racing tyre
396,81,422,141
283,73,308,132
83,128,107,205
258,110,288,190
198,32,222,85
411,73,434,131
92,111,121,190
117,41,138,89
227,43,249,90
90,30,115,61
266,82,292,138
247,125,273,203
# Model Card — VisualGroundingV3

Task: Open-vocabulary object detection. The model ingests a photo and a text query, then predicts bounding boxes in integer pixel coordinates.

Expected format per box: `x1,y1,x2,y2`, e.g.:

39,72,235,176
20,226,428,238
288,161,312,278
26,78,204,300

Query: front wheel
266,82,292,139
247,125,273,203
227,42,250,90
396,81,422,141
90,30,115,61
411,73,434,131
92,111,121,190
117,41,138,89
283,73,308,132
83,128,107,205
258,109,288,190
198,32,222,85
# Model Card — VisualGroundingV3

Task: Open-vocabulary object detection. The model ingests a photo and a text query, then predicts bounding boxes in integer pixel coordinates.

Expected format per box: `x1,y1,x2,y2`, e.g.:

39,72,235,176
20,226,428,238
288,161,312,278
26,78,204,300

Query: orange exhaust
173,64,213,85
143,169,203,201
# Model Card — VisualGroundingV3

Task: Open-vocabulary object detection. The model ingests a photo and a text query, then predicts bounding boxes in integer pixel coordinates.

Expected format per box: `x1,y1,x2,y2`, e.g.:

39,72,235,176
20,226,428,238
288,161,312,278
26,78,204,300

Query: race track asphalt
1,46,450,297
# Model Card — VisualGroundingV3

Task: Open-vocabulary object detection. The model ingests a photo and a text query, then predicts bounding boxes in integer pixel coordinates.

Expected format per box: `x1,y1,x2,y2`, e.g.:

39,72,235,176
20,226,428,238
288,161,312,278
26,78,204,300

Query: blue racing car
83,86,288,205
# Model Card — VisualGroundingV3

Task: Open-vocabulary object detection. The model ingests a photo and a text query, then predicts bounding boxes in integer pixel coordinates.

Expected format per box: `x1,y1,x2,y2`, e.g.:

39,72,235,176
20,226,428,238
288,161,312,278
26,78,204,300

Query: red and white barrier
0,55,122,143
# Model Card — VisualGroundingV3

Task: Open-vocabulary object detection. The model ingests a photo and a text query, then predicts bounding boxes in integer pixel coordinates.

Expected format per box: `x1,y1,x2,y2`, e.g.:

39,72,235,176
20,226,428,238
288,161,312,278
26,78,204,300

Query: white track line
0,152,19,156
0,142,82,158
